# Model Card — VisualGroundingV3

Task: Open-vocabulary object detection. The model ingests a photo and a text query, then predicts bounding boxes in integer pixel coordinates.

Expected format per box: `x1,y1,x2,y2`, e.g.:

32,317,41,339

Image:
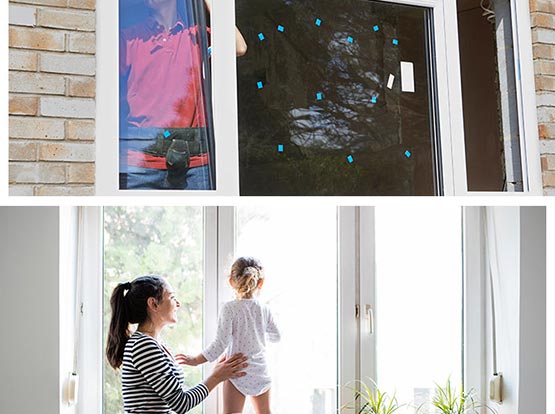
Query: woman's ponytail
106,282,131,370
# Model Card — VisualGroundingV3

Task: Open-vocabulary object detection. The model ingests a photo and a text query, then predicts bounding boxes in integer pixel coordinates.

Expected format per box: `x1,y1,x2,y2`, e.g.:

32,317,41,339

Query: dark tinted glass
237,0,439,195
119,0,215,190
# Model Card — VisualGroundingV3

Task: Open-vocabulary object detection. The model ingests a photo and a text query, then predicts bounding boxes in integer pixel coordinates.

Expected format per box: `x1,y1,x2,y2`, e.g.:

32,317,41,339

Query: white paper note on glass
400,61,415,93
387,74,395,89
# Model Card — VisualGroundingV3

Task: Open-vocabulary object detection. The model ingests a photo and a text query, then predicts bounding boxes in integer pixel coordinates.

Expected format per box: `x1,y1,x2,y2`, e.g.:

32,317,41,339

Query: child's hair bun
230,257,264,299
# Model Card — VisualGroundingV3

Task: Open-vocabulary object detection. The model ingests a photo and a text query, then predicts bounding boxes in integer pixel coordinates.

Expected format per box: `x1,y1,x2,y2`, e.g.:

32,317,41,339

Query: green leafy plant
343,379,403,414
422,378,496,414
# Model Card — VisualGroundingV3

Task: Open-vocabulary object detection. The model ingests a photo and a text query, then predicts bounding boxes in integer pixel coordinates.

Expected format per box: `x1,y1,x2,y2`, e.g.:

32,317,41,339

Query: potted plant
343,379,403,414
419,378,497,414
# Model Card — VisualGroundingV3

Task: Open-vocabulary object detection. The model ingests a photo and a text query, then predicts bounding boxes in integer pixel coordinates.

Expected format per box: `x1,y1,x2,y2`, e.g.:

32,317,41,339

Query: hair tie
122,282,132,294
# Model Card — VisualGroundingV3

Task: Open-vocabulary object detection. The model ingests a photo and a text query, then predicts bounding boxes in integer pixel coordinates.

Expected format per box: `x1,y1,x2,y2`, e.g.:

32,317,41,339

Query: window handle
365,305,374,335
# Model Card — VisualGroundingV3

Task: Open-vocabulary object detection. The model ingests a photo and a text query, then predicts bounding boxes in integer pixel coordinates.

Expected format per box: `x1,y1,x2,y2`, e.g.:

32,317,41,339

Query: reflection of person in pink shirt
119,0,247,190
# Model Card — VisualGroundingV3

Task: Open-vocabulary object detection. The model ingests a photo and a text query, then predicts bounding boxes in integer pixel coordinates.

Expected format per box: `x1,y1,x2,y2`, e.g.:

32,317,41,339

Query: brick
536,93,555,107
68,76,95,97
9,142,38,161
9,49,38,71
537,106,555,123
530,0,555,13
40,96,95,118
9,71,65,94
9,26,65,51
543,171,555,187
534,60,555,77
39,142,95,162
9,162,66,184
67,119,95,140
9,185,35,196
544,187,555,196
68,0,96,10
531,13,555,29
539,123,555,139
68,163,95,183
543,154,555,170
540,139,555,153
10,116,65,139
39,52,95,75
532,28,555,45
9,5,37,27
535,75,555,92
10,0,66,7
533,44,554,60
35,185,94,196
68,32,95,54
37,8,95,31
9,95,39,116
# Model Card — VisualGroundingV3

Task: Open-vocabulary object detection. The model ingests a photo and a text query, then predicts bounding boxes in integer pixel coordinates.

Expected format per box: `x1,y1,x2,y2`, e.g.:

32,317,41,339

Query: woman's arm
132,336,209,413
204,0,247,56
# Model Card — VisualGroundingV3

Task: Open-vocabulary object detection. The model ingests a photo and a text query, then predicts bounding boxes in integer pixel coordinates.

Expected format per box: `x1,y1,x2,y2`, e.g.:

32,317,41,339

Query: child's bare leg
223,380,246,414
251,389,271,414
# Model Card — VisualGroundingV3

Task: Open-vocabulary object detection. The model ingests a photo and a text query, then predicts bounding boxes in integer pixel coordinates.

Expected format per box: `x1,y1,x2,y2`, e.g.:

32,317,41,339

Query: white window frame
96,0,541,196
81,205,365,413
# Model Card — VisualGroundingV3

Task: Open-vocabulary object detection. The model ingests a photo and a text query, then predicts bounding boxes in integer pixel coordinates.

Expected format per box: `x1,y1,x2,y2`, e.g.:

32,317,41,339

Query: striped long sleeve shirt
122,331,208,413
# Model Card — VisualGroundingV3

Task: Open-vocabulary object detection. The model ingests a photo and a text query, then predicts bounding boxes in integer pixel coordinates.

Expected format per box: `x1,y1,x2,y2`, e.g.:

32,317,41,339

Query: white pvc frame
96,0,542,196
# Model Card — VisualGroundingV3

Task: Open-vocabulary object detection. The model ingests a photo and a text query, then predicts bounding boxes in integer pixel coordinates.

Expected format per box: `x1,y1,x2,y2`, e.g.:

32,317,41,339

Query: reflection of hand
204,0,212,13
175,354,200,366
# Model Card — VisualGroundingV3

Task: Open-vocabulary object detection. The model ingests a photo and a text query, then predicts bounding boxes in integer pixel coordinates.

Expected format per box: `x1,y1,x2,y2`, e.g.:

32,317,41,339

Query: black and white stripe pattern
122,332,208,413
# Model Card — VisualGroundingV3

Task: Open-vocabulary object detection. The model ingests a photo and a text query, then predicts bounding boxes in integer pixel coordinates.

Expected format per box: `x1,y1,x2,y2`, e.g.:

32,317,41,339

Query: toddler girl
176,256,280,414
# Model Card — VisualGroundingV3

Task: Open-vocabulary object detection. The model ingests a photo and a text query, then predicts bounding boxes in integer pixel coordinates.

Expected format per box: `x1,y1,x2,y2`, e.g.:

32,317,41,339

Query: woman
106,275,248,413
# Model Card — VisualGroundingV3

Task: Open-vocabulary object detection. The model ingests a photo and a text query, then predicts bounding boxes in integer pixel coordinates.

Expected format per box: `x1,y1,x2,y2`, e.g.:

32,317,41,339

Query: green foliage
344,379,403,414
103,207,205,414
422,379,496,414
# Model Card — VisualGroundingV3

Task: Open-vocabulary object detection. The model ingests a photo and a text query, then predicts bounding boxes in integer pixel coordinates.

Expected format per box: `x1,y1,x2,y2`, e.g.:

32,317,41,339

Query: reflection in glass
375,206,462,414
235,206,338,413
237,0,439,195
103,207,205,414
119,0,215,190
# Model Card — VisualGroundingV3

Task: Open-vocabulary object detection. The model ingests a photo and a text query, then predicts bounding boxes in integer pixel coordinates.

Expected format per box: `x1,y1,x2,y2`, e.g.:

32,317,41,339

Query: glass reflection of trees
237,0,435,195
103,207,204,414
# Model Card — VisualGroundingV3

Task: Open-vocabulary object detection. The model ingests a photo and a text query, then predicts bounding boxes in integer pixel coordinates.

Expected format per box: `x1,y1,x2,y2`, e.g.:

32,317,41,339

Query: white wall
0,207,60,414
482,206,546,414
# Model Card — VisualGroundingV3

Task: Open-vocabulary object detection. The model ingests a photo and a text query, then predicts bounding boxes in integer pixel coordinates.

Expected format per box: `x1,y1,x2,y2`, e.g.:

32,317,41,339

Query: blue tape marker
316,92,323,100
315,18,322,26
405,150,412,158
371,96,377,104
278,144,284,152
277,25,284,32
392,39,399,45
347,155,354,163
163,130,171,138
258,33,265,41
257,81,263,89
347,36,354,43
373,25,379,32
207,46,212,55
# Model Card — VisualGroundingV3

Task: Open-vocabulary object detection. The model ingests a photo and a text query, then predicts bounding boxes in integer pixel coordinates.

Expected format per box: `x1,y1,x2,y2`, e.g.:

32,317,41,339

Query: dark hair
230,256,264,299
106,275,166,369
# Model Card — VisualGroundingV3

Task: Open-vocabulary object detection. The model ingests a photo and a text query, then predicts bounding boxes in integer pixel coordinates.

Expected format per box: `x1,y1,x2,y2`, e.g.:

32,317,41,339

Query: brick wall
9,0,96,196
531,0,555,195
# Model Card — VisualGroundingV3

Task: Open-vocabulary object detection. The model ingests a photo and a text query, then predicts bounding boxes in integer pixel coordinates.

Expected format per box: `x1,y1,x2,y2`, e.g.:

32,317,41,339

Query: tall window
118,0,215,191
374,205,462,413
103,207,205,414
236,0,439,195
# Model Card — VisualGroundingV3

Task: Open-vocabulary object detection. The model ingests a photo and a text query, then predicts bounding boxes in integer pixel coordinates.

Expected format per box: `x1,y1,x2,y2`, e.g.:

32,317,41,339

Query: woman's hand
203,353,248,392
174,353,206,366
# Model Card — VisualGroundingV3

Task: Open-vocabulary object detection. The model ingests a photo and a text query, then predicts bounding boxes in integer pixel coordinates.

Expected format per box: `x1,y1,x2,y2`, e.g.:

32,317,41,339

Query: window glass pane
119,0,215,190
375,206,462,413
236,1,439,195
234,206,338,413
457,0,523,191
103,207,205,414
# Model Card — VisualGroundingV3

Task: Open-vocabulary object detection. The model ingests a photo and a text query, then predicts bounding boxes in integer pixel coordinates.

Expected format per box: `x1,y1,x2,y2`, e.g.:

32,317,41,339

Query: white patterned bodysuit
202,299,280,396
